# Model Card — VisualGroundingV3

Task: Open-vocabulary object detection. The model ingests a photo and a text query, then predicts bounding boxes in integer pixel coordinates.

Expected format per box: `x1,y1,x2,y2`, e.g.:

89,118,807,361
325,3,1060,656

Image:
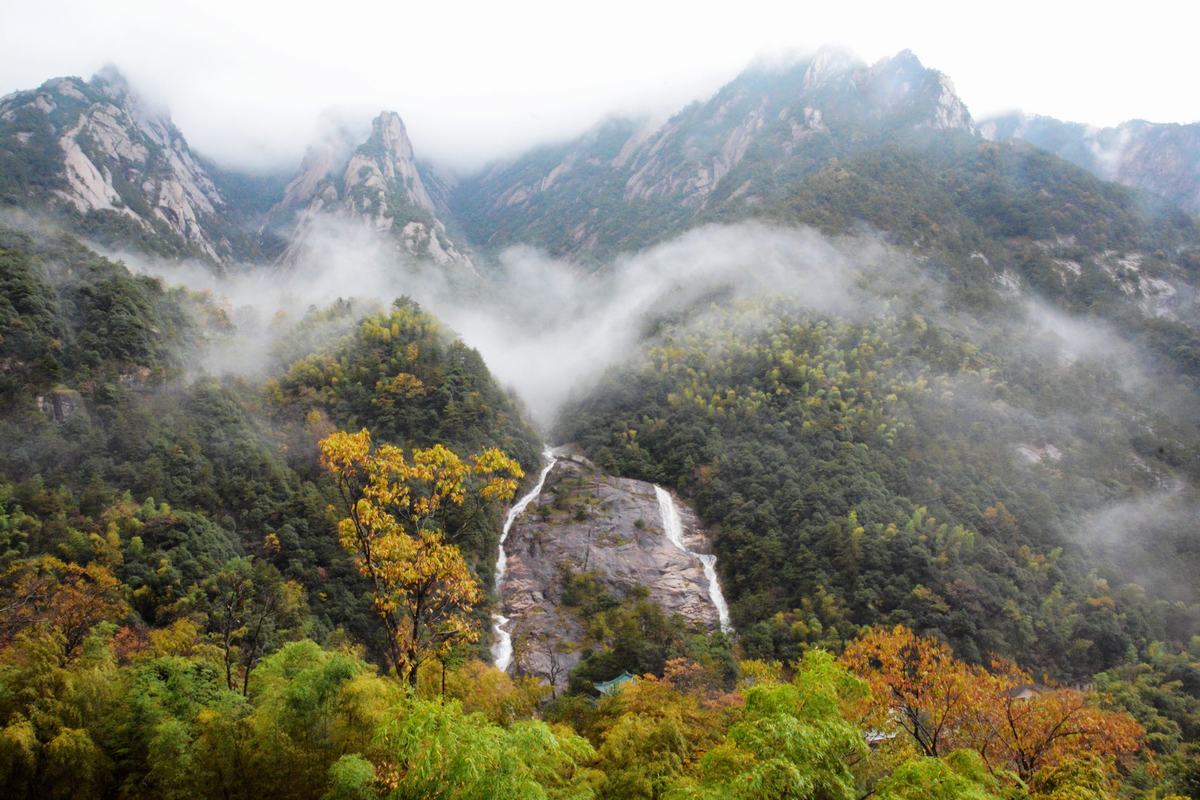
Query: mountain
449,49,1200,351
0,67,263,264
451,48,974,259
4,48,1200,799
980,112,1200,214
0,69,473,271
265,111,474,271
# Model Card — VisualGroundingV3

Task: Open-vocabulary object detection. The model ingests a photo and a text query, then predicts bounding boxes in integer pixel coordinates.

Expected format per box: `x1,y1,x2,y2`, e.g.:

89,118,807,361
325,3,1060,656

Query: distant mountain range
0,68,471,270
980,112,1200,215
0,50,1196,324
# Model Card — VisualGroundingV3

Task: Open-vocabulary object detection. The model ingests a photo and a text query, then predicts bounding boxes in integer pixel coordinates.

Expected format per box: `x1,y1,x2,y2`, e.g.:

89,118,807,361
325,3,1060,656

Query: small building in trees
594,671,636,696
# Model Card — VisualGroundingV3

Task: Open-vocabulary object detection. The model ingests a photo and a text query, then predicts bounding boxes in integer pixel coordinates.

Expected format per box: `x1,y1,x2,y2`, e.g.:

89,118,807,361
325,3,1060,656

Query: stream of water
655,485,733,633
491,447,557,671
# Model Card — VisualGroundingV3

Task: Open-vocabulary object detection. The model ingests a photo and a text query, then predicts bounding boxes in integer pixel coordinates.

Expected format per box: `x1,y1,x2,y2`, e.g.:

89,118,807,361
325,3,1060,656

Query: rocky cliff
499,452,722,687
267,111,474,271
0,69,474,271
0,67,254,263
451,47,975,258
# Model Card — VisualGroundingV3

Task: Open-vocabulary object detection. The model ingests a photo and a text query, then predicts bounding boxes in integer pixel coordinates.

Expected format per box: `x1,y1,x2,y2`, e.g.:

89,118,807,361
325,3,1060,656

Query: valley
1,42,1199,800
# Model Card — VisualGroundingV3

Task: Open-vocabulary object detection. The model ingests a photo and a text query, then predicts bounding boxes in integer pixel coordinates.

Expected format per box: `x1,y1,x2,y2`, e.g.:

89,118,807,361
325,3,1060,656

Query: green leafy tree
201,556,306,695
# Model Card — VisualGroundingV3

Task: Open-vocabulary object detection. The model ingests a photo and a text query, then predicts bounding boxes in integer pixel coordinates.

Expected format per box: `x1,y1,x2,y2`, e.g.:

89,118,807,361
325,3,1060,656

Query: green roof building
593,671,636,696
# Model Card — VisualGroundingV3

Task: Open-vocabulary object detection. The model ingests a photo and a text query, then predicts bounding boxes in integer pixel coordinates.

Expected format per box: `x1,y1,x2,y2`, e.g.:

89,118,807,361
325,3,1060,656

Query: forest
2,215,1199,798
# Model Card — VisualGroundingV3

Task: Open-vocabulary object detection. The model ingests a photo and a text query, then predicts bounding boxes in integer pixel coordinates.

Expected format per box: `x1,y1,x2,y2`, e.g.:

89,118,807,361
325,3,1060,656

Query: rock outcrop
0,69,473,271
980,112,1200,215
0,67,245,263
267,111,474,272
499,452,721,687
36,387,82,423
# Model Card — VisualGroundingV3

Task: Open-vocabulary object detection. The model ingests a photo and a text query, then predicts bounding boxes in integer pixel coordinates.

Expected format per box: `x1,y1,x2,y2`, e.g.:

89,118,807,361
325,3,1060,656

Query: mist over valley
2,25,1200,800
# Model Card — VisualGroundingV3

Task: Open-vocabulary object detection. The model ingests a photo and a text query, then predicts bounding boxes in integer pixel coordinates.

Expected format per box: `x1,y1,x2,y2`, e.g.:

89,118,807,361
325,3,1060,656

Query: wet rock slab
500,453,719,687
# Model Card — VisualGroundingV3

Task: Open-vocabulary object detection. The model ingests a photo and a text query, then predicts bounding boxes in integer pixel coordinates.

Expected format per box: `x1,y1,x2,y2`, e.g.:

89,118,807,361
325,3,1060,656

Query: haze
1,0,1196,173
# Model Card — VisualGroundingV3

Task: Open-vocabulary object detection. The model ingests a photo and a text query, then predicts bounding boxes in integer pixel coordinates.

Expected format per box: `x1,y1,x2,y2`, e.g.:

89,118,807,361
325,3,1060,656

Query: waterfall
492,447,557,671
654,485,732,633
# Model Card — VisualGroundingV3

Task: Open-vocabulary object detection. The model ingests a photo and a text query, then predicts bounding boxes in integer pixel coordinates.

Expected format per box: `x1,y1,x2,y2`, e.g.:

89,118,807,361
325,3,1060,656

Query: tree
670,651,869,800
514,610,577,697
874,751,1002,800
201,557,306,695
0,624,121,800
318,429,521,685
841,625,986,757
371,698,597,799
843,626,1143,786
0,556,127,658
975,660,1142,783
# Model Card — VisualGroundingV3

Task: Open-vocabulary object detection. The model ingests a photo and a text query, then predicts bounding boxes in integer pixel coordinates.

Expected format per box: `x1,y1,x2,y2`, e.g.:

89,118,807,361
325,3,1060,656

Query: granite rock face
499,453,720,687
0,69,241,262
267,111,474,272
0,69,474,271
452,47,976,259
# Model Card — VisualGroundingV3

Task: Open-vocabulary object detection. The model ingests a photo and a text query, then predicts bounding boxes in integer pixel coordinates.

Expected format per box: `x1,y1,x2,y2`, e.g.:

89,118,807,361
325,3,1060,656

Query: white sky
1,0,1196,173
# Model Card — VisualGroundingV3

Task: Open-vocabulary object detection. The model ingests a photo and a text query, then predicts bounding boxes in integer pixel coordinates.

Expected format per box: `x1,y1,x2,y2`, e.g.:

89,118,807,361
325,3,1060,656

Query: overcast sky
1,0,1196,173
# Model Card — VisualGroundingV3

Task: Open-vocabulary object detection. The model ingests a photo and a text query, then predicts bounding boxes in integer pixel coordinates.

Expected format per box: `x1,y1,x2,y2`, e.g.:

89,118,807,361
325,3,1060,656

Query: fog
2,1,1197,172
445,224,884,426
111,219,892,429
105,211,1190,442
1080,485,1200,602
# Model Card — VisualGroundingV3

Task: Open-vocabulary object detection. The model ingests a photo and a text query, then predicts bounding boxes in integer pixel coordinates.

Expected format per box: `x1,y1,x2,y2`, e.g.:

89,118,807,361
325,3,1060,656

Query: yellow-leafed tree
319,429,522,685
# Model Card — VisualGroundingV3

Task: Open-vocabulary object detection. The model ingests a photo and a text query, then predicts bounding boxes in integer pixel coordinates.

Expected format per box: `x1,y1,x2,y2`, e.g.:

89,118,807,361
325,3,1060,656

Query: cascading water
654,485,733,633
492,447,557,671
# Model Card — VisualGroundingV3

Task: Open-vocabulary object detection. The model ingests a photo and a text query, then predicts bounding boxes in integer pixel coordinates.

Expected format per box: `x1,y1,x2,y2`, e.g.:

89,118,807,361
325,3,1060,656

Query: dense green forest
0,223,540,662
557,297,1200,672
3,216,1200,797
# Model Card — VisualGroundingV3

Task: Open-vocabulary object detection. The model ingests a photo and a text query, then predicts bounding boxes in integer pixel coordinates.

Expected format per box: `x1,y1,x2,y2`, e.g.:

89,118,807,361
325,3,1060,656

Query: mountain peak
887,48,924,70
266,108,473,271
866,49,973,132
91,63,132,97
365,110,416,163
802,45,863,91
0,66,237,262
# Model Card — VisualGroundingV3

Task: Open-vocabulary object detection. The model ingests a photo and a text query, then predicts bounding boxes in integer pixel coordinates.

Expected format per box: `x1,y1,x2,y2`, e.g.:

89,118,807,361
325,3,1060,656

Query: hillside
2,46,1200,800
981,111,1200,215
0,221,539,655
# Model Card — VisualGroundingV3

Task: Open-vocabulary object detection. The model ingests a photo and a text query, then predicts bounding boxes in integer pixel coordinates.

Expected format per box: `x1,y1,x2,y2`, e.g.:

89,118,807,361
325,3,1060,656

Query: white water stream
654,485,733,633
492,447,557,671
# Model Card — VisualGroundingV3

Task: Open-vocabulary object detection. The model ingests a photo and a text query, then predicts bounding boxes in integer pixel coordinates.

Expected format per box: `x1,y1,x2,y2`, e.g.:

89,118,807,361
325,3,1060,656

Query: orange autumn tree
0,556,128,657
842,625,1142,785
976,659,1142,783
319,429,522,686
841,624,987,757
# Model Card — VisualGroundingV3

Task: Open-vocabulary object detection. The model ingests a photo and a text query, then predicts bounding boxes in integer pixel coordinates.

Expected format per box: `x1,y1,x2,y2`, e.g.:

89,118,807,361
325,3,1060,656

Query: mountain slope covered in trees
981,111,1200,215
2,45,1200,799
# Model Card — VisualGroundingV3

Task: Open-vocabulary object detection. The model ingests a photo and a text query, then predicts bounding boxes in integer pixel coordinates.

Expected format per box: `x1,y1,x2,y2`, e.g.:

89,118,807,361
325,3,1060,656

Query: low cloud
1078,485,1200,601
107,220,896,429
